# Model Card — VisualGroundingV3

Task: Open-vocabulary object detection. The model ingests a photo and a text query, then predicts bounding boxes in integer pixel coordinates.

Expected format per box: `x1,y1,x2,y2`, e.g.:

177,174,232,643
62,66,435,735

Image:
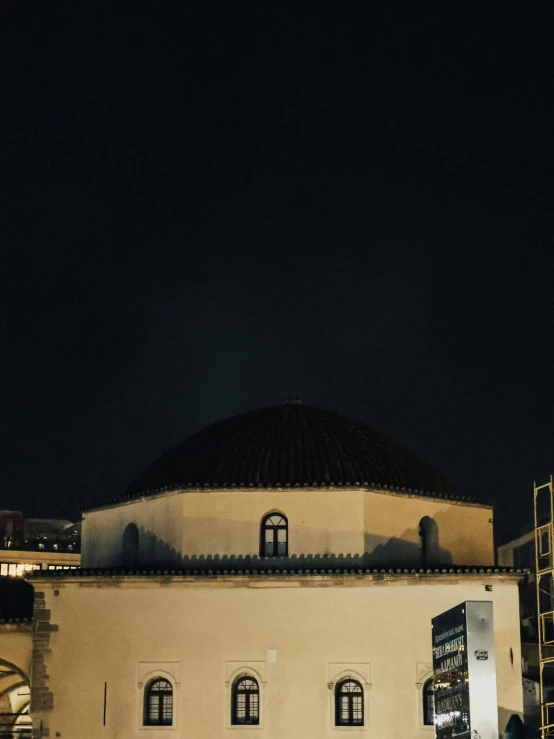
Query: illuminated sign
432,601,498,739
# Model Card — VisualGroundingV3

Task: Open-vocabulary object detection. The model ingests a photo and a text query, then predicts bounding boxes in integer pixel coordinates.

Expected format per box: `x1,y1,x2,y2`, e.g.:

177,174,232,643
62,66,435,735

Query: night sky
3,6,554,544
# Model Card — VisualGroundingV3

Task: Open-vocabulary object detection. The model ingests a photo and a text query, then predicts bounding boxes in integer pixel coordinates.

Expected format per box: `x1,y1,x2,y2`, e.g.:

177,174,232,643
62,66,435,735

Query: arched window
122,523,139,567
260,513,288,557
231,676,260,725
335,678,364,726
423,677,435,726
144,678,173,726
419,516,439,566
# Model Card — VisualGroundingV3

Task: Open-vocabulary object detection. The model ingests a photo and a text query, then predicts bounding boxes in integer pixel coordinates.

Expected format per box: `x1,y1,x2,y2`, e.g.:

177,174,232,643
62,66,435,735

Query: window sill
139,726,177,731
331,725,367,732
333,726,366,730
227,725,263,731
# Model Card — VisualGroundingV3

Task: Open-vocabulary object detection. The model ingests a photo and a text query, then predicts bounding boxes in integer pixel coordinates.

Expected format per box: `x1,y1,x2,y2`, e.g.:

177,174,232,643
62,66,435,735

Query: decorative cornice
28,565,526,579
83,481,492,513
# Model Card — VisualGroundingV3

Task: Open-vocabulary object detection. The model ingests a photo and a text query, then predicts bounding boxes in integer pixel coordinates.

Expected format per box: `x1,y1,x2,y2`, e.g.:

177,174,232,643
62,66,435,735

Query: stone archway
0,659,31,738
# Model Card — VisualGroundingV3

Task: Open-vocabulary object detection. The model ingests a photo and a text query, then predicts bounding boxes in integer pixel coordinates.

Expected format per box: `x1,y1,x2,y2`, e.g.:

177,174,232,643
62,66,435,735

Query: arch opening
122,523,139,567
143,677,173,726
335,678,364,726
231,675,260,725
260,513,288,557
419,516,439,566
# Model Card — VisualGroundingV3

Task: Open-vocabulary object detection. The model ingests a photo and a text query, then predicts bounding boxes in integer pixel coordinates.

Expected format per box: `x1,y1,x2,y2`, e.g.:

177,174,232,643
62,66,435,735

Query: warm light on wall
0,562,40,577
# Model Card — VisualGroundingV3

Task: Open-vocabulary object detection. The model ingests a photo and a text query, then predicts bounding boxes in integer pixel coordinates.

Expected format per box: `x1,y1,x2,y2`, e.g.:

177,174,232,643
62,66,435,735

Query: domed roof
122,401,463,501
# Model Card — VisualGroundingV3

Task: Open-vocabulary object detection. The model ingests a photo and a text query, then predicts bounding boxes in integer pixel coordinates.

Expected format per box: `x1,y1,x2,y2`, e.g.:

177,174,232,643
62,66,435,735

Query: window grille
335,679,363,726
143,678,173,726
260,514,288,557
232,676,260,725
423,677,435,725
0,712,32,737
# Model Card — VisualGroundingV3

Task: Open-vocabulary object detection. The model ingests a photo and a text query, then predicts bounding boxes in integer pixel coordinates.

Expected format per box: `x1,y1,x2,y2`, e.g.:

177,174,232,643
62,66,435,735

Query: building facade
0,511,80,576
1,402,527,738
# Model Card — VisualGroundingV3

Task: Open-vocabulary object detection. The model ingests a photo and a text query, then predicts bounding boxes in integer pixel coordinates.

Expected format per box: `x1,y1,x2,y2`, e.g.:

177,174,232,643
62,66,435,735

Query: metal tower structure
535,476,554,739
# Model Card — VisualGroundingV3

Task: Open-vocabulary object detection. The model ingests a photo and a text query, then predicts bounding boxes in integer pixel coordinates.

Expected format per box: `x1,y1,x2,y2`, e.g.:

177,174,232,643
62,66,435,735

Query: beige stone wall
82,488,493,568
363,491,494,566
30,572,522,739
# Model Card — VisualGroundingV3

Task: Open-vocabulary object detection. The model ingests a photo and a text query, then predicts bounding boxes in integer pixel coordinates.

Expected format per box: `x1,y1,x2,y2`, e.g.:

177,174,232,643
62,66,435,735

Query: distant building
0,511,80,576
498,529,539,733
0,512,79,735
0,403,525,738
498,530,535,572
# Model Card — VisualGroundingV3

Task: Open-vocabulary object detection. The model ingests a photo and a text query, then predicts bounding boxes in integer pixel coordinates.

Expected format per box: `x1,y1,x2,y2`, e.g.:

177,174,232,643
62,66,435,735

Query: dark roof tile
88,403,476,508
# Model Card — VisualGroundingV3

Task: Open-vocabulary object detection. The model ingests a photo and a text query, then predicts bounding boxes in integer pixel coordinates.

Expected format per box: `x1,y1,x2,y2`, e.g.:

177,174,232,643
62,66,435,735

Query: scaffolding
535,476,554,739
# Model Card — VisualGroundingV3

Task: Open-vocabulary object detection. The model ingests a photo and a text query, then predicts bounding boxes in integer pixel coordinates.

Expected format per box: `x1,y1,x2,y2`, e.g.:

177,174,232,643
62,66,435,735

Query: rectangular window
352,696,363,723
235,694,246,718
340,696,349,721
249,694,259,717
424,690,435,724
162,695,172,723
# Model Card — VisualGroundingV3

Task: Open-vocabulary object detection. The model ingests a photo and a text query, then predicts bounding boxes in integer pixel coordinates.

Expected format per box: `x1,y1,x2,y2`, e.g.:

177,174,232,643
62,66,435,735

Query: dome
124,401,461,500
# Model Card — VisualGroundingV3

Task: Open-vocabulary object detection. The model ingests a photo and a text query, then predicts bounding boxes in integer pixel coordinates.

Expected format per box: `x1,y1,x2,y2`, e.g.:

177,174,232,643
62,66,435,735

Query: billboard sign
432,601,498,739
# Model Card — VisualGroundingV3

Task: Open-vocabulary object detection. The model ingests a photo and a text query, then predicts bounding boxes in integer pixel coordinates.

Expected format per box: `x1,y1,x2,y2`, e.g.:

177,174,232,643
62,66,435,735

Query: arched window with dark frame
423,677,435,726
260,513,288,557
122,523,139,567
335,678,364,726
143,677,173,726
231,675,260,725
419,516,439,566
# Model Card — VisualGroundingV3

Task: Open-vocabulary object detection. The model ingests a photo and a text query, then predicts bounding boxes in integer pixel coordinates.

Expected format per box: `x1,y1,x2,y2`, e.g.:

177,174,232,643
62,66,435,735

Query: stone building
0,514,80,736
0,512,81,577
2,401,525,738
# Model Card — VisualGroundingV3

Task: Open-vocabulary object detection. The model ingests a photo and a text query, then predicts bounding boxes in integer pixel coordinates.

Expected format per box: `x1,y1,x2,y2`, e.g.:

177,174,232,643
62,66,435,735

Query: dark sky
2,5,554,544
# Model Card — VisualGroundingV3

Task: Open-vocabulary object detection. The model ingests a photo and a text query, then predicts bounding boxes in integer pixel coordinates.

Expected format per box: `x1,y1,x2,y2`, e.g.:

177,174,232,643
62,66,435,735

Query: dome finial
282,397,303,405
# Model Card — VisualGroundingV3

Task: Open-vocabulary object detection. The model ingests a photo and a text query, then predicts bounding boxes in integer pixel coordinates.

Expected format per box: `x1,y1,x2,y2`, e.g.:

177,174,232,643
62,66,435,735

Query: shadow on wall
122,523,139,567
115,523,454,571
364,516,452,567
118,512,457,569
363,534,452,567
